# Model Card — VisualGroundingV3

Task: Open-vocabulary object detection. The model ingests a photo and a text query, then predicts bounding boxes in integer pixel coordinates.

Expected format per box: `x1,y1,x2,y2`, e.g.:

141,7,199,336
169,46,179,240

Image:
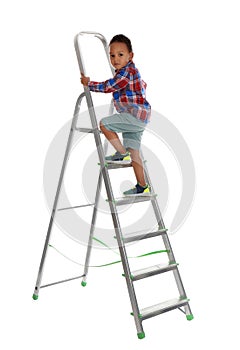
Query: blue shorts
101,113,145,150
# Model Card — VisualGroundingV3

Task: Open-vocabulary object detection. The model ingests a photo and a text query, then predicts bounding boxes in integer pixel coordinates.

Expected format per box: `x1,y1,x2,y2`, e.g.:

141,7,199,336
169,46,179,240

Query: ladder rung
123,228,167,243
111,194,157,206
57,203,95,211
106,163,132,169
139,298,189,320
131,263,178,281
75,127,99,133
105,159,146,169
40,274,85,288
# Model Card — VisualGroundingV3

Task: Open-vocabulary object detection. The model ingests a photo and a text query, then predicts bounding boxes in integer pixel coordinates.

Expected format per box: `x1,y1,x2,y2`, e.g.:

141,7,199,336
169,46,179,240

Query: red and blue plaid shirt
88,61,151,123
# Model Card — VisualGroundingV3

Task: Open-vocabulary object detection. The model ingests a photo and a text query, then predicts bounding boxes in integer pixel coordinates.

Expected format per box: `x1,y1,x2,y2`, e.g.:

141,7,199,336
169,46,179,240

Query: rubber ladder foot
137,332,145,339
186,314,194,321
81,281,87,287
32,294,38,300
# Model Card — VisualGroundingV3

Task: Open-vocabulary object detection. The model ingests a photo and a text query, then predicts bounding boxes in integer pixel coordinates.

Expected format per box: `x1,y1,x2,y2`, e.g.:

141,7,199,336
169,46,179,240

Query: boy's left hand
80,72,90,86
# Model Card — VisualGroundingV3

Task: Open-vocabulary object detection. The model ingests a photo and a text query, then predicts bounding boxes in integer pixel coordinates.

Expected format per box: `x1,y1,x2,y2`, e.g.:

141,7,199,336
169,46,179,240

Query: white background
1,0,240,348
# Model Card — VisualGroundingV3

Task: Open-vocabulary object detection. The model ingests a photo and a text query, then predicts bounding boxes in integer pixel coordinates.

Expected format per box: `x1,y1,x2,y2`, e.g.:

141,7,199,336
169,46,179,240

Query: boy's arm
88,69,129,93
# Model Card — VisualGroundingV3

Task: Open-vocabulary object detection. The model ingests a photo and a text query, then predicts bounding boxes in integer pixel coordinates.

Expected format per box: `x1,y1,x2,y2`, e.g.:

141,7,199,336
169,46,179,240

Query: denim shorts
101,113,145,150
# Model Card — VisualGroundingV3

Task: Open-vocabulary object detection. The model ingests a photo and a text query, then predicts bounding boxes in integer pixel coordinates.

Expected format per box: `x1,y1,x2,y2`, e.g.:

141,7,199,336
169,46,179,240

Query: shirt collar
115,60,134,72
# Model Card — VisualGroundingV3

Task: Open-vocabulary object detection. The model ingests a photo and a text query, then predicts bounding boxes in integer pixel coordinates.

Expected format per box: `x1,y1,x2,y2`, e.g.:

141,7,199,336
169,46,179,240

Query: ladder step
106,163,132,169
123,228,167,243
131,263,178,281
111,194,157,206
75,127,99,133
139,298,189,320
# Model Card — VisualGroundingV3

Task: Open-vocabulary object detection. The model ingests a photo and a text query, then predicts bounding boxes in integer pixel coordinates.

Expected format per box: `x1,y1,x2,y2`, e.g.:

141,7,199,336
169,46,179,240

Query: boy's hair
109,34,133,53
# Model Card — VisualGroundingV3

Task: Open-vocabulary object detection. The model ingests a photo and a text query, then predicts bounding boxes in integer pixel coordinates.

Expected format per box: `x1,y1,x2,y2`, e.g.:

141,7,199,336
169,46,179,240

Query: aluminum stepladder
32,31,193,339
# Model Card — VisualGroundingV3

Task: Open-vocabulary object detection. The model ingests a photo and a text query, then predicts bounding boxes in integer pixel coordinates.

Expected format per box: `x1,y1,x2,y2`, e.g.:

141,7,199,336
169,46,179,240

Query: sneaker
105,151,131,164
123,183,150,196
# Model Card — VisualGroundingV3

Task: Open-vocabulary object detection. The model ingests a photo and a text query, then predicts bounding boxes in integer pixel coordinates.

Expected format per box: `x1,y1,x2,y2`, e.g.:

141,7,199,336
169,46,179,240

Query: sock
138,183,148,189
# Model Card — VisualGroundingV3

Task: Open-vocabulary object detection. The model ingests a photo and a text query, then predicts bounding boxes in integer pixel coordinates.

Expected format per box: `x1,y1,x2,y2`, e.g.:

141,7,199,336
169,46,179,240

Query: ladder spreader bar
57,203,95,211
40,274,85,288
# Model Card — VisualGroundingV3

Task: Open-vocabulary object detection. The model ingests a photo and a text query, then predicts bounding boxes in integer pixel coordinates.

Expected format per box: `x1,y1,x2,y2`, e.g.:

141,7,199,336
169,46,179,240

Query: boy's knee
99,120,105,131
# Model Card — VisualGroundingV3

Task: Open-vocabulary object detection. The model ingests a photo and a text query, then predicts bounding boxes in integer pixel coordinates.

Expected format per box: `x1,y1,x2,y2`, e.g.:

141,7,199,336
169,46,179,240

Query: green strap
136,250,168,258
92,237,120,256
92,236,168,257
48,236,169,268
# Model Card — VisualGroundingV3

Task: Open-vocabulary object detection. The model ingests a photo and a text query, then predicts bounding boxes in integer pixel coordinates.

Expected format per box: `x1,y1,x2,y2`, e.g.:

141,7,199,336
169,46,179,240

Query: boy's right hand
80,72,90,86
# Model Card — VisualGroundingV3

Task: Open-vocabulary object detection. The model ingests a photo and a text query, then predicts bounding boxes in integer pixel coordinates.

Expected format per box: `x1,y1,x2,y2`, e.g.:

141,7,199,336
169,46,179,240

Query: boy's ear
129,52,134,60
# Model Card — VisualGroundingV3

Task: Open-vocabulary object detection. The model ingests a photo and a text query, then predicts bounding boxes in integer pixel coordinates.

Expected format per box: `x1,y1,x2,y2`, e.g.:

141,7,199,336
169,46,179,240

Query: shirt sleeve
142,80,147,89
88,69,129,93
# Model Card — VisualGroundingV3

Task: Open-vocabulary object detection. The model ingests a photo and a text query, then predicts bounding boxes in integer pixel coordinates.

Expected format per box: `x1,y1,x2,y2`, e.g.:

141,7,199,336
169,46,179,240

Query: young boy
81,34,151,196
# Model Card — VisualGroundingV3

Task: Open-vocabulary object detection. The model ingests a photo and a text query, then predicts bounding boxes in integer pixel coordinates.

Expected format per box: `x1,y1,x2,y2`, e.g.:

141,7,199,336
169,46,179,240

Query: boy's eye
110,54,115,58
119,53,123,57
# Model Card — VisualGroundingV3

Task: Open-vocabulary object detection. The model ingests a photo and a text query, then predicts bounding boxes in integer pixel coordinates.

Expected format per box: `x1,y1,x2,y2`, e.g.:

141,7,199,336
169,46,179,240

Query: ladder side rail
89,95,144,335
143,154,189,299
75,31,115,75
33,93,86,298
81,139,108,285
74,35,144,335
108,205,144,335
143,156,193,316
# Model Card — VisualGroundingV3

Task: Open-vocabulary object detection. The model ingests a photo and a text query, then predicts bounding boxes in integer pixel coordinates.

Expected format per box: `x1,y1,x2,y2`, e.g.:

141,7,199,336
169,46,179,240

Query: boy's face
109,42,133,70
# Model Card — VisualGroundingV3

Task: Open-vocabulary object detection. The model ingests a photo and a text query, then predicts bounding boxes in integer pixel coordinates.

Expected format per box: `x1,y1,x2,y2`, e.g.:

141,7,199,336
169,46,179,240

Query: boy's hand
80,72,90,86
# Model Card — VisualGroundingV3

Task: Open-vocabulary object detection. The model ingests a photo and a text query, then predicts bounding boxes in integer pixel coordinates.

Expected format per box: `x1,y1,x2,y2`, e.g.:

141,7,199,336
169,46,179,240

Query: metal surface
113,194,157,206
57,203,95,211
74,32,144,335
123,228,167,243
131,263,178,281
41,275,85,288
81,140,107,285
74,31,115,76
75,127,98,133
106,163,132,169
140,298,189,320
143,158,193,317
33,92,85,298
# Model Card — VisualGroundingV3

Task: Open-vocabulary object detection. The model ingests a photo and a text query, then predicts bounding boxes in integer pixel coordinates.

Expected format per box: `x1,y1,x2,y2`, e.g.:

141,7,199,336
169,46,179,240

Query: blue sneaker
105,151,131,164
123,183,150,196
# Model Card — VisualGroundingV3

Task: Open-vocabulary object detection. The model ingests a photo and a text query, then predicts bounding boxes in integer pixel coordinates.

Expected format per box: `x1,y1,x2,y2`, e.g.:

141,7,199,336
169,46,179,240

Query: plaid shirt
88,61,151,123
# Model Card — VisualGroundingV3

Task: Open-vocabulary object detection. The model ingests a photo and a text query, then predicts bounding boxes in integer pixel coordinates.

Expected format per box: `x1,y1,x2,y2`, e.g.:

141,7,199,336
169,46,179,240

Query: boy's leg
99,121,127,154
128,148,146,188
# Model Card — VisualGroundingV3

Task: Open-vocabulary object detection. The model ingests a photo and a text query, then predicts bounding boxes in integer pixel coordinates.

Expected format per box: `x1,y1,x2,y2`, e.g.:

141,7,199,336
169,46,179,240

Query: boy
81,34,151,196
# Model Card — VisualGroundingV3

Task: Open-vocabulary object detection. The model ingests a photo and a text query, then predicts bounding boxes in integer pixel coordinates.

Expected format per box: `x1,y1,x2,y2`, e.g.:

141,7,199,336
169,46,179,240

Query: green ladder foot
32,294,38,300
81,281,87,287
186,314,194,321
137,332,145,339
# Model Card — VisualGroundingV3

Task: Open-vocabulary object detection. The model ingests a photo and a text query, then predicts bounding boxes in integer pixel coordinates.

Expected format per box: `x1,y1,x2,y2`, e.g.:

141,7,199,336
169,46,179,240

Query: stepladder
32,31,194,339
